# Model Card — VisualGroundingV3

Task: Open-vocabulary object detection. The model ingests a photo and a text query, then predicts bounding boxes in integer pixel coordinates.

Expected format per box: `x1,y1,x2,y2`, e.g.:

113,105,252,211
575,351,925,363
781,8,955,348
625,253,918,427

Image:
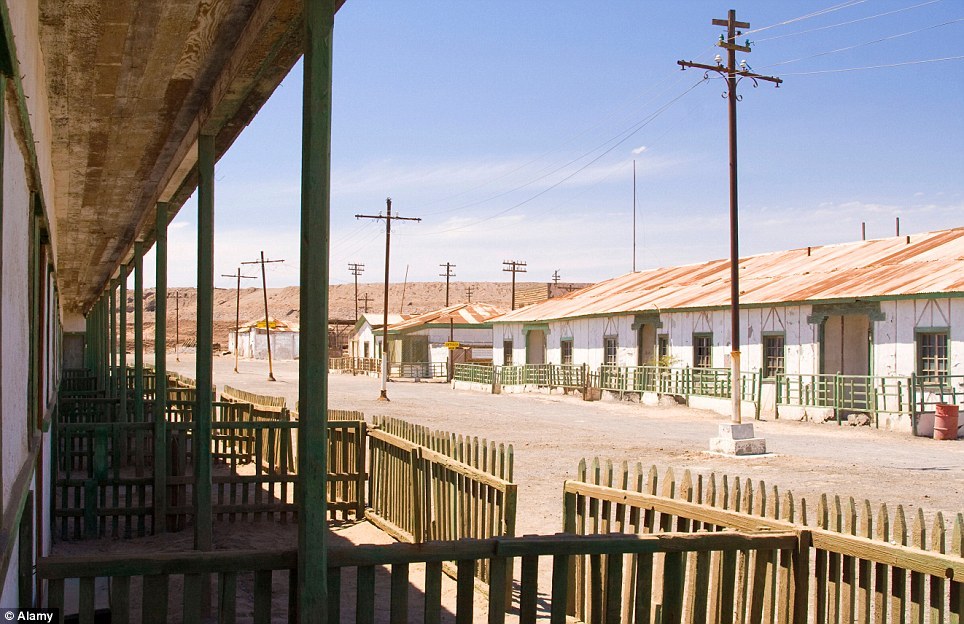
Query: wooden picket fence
367,415,517,585
565,458,964,624
39,530,798,624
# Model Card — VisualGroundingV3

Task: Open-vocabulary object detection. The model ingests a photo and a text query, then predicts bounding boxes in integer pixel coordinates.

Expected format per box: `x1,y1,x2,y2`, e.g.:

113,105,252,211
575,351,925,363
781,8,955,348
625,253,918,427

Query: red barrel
934,403,960,441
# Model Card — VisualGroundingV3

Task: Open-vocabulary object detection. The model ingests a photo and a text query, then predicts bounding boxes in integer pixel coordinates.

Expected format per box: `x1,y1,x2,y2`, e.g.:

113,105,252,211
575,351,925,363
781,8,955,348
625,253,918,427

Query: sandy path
158,353,963,532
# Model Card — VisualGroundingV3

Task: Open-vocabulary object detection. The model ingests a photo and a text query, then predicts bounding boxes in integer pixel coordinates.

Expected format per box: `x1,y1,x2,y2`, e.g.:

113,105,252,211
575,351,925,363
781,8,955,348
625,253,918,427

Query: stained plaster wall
3,101,30,506
6,0,57,258
494,304,822,375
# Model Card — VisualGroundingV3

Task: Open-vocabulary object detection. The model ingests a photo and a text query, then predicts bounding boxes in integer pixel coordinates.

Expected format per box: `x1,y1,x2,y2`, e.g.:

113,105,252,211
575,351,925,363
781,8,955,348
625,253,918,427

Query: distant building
386,303,506,367
228,317,300,360
350,313,409,361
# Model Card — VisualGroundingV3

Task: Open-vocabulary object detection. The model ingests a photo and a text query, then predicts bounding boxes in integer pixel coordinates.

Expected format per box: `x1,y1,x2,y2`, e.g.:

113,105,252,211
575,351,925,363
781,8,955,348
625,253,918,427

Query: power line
420,79,708,237
760,19,964,69
777,54,964,74
742,0,869,37
754,0,946,42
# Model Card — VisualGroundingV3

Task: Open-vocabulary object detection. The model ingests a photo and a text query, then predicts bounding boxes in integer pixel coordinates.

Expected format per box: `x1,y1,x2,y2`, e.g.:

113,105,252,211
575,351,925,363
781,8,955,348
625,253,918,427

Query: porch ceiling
39,0,344,314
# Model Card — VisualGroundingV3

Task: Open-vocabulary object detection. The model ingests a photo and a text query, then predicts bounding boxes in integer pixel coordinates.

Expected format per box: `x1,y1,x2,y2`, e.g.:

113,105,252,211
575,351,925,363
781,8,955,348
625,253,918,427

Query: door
526,330,546,365
822,314,871,413
637,324,656,366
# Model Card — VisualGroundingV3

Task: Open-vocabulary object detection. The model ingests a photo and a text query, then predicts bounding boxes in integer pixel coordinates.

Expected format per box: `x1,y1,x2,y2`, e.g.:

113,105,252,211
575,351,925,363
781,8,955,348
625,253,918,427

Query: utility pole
348,262,365,322
678,10,780,453
552,270,560,285
241,251,285,381
221,269,257,373
358,293,373,314
633,159,637,272
440,262,456,381
168,290,181,362
465,285,475,303
503,260,527,311
356,198,421,400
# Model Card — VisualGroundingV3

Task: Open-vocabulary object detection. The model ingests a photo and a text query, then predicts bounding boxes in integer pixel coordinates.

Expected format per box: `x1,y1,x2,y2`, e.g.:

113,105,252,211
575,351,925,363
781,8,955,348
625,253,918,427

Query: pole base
377,390,390,402
268,374,276,382
709,423,767,456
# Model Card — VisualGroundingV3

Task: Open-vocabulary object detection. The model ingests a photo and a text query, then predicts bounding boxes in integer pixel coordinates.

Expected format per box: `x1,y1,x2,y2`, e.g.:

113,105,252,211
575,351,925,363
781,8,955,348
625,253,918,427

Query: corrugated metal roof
388,303,506,332
496,227,964,323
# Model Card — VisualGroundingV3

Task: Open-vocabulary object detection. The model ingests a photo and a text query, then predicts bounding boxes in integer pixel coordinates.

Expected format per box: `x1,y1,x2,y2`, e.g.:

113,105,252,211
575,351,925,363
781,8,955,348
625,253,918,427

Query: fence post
357,421,367,517
410,447,424,542
563,485,578,616
910,372,919,436
792,529,812,624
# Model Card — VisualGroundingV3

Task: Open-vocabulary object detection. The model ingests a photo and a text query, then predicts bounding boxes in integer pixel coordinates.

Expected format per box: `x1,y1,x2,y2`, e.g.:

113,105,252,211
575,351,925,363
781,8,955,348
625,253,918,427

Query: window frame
603,335,618,366
503,339,514,366
560,338,574,366
762,332,786,378
657,334,669,360
915,328,949,378
692,333,713,369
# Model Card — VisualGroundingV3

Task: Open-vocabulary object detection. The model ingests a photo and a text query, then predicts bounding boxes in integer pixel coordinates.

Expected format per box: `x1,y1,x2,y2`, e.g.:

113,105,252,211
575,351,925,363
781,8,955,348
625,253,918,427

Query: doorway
526,330,546,364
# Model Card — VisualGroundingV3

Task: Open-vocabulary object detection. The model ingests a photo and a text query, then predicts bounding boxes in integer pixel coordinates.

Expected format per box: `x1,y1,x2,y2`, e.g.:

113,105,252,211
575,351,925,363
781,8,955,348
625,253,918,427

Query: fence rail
38,530,801,624
566,457,964,624
391,361,448,379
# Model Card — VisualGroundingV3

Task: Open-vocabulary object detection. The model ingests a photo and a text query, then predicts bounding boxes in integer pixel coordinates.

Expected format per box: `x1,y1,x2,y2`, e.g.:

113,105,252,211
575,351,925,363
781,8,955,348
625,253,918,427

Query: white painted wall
3,104,32,504
494,299,960,379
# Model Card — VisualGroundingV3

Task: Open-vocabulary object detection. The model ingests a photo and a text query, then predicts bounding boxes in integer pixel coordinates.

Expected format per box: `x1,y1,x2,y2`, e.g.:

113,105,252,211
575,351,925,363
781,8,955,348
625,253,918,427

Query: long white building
491,228,963,424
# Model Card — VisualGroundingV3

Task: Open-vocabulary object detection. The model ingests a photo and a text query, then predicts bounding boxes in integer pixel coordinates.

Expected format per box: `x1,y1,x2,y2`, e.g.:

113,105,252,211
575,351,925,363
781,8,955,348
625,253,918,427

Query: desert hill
127,281,586,349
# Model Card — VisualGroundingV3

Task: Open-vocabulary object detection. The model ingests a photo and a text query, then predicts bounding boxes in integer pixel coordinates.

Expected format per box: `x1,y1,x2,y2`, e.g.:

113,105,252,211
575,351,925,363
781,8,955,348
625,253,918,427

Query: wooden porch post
299,1,336,620
109,277,117,397
133,241,145,425
119,266,128,422
154,204,168,533
195,135,215,551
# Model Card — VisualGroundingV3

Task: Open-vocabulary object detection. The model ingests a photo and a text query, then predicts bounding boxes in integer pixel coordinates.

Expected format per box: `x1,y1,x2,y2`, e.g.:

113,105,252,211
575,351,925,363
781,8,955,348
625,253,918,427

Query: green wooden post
299,1,336,619
196,135,215,552
134,242,144,423
119,266,128,420
154,204,169,533
110,277,119,398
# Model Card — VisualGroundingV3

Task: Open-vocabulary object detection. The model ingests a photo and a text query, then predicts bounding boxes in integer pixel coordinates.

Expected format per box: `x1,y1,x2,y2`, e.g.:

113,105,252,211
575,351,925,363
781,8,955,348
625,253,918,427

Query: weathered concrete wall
3,102,31,504
6,0,57,260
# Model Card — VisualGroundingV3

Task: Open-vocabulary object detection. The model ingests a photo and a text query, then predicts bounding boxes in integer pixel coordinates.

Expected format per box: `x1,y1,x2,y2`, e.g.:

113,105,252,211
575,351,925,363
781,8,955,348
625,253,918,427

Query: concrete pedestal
709,422,767,456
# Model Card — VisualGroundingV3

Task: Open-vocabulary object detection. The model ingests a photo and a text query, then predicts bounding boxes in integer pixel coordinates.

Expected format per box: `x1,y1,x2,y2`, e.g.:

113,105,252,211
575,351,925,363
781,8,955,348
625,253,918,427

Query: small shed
386,303,506,366
228,317,300,360
349,313,408,360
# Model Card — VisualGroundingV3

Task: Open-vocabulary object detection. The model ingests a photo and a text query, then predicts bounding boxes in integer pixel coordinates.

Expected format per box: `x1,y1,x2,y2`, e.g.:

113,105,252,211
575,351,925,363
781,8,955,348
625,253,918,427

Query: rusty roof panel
388,303,506,332
496,228,964,323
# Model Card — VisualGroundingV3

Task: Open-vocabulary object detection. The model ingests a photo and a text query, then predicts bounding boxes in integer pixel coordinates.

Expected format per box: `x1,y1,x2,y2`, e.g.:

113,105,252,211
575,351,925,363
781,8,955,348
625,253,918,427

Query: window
917,331,948,377
604,336,618,366
657,335,669,360
561,338,574,365
693,333,712,368
503,339,513,366
763,334,785,377
363,342,370,358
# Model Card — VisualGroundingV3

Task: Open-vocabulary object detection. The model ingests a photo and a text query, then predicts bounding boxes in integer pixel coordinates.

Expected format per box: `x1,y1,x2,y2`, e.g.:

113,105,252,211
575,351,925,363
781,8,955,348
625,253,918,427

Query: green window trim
915,327,949,378
693,332,713,369
762,332,786,378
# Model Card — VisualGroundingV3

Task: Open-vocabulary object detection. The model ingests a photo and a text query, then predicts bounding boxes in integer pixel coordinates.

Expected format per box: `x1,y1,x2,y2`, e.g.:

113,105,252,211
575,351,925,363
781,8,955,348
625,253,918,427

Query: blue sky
145,0,964,290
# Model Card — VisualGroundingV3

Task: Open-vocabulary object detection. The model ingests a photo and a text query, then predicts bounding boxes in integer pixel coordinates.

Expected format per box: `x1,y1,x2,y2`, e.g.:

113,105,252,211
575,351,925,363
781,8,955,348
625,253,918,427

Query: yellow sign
445,341,460,349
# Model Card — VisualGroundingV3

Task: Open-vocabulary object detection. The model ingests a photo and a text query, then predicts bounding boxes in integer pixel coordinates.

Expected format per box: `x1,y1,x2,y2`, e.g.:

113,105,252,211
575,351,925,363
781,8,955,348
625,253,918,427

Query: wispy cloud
632,145,647,155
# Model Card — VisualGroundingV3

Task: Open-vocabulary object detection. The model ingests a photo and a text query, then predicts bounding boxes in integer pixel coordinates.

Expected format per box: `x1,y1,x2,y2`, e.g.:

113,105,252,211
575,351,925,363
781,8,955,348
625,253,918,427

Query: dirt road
155,353,963,534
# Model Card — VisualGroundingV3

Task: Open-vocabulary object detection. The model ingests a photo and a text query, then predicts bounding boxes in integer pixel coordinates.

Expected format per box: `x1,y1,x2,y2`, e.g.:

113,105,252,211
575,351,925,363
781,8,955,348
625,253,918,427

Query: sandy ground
157,352,963,534
56,352,959,620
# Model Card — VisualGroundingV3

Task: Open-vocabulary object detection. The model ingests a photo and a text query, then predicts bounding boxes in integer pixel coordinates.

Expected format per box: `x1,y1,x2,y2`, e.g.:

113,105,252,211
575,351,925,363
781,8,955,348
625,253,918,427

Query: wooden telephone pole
355,198,421,400
678,9,781,426
465,285,475,303
241,251,285,381
348,262,365,322
503,260,527,311
221,269,257,373
358,293,373,314
440,262,456,381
